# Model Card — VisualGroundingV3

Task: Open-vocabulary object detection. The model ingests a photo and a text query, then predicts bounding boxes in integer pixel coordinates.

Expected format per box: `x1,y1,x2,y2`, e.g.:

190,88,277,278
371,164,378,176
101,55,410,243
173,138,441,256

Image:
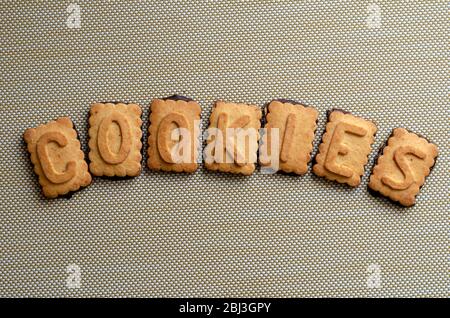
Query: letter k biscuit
205,101,262,175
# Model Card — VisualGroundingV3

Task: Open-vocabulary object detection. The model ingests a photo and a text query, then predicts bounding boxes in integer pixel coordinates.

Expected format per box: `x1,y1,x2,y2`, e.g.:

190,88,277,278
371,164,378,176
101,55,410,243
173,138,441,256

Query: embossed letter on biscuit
37,131,76,184
313,110,377,187
88,103,143,177
380,146,426,190
324,122,367,178
97,112,132,164
368,128,438,206
205,101,261,175
157,113,191,164
259,100,318,174
147,97,201,173
23,117,91,198
214,112,255,166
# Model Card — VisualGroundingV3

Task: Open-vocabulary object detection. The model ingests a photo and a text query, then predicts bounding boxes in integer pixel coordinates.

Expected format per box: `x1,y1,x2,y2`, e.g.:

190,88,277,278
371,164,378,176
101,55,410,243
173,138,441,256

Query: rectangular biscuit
368,128,438,207
88,103,143,177
23,117,92,198
259,99,318,174
147,95,201,173
313,109,377,187
205,101,262,175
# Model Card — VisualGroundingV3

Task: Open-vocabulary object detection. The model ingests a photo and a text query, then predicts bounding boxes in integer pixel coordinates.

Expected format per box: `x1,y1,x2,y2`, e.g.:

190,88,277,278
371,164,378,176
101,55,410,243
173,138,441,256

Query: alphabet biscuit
205,101,262,175
147,95,202,173
23,117,92,198
313,110,377,187
368,128,438,207
88,103,143,177
259,99,318,174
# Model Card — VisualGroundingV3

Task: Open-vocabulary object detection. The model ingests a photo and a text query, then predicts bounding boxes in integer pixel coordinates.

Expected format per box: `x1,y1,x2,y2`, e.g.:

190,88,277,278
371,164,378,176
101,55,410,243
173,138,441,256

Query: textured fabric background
1,1,448,297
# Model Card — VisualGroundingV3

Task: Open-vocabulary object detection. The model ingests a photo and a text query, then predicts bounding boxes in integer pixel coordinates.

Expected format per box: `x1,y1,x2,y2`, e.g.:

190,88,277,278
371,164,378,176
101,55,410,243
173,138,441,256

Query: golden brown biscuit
313,110,377,187
259,100,318,174
23,117,92,198
88,103,143,177
205,101,262,175
368,128,438,207
147,96,201,173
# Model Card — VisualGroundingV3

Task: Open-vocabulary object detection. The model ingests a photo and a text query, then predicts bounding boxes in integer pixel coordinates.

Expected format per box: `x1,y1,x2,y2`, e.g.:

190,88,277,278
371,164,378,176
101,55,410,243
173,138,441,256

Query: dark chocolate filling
326,108,352,116
273,98,304,106
162,95,194,102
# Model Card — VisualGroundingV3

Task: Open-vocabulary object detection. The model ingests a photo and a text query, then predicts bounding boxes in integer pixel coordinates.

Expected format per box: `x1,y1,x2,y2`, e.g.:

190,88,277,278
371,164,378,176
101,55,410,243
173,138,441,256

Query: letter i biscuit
205,101,262,175
313,109,377,187
259,99,318,174
23,117,92,198
147,95,202,173
368,128,438,207
88,103,143,177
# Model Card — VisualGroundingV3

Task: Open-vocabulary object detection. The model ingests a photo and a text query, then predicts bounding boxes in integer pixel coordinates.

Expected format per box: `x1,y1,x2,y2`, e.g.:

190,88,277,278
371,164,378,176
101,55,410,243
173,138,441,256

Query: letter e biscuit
313,110,377,187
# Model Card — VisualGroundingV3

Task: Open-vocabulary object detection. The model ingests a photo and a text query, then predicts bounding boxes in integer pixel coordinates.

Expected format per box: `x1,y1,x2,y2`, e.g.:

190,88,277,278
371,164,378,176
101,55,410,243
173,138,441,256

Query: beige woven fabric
1,1,448,297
